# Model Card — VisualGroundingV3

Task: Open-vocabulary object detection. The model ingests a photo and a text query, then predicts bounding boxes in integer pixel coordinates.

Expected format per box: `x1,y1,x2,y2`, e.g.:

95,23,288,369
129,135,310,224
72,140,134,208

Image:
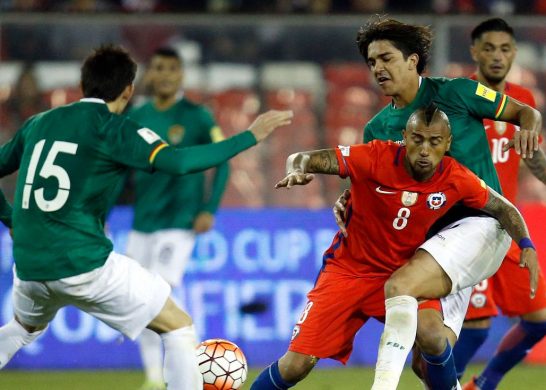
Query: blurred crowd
1,6,546,206
1,60,546,207
2,0,546,14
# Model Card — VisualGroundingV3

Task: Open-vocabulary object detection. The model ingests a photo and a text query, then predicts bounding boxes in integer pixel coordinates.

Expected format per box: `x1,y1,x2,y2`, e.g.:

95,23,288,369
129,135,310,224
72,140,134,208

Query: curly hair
356,17,433,75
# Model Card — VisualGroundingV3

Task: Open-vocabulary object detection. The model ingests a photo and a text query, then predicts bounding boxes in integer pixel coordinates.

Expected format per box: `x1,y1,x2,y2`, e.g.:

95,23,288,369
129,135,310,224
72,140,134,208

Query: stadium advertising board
0,207,542,369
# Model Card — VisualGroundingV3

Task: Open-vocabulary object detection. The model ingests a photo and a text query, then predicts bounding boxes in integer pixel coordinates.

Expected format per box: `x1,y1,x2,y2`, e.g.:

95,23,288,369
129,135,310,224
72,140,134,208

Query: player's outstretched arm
481,187,539,298
499,99,542,159
248,110,293,142
153,110,293,175
275,149,339,189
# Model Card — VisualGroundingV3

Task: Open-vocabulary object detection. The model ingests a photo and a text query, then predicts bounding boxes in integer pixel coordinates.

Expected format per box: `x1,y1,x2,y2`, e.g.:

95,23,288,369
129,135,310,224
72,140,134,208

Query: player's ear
446,134,452,151
470,43,478,62
121,84,135,102
408,53,419,71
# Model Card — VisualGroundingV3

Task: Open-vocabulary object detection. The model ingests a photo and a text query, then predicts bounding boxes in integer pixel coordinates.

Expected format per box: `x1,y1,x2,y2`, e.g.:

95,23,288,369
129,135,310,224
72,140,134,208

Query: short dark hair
410,103,451,132
471,18,514,43
81,45,137,102
422,103,440,126
356,18,432,75
152,47,182,63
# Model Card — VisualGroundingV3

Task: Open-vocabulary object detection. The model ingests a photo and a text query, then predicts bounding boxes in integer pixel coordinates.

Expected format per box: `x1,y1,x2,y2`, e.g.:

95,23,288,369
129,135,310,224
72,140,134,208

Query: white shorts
439,287,472,338
12,252,171,340
419,216,511,294
126,229,195,287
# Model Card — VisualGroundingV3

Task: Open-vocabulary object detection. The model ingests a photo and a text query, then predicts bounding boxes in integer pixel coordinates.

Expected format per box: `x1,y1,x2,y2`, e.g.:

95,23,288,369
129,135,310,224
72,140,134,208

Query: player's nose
419,145,430,156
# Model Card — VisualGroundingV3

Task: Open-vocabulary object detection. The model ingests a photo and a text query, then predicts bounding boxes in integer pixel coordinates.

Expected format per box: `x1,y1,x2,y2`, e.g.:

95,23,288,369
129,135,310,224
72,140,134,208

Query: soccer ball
196,338,248,390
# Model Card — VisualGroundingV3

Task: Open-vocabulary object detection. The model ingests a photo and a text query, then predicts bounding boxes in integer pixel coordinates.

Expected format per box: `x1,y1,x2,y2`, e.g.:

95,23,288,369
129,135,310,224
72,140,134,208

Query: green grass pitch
0,364,544,389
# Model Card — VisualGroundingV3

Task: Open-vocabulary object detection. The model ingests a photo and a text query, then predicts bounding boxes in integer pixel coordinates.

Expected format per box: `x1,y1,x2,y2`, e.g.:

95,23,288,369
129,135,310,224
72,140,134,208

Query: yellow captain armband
475,82,496,102
149,142,168,164
210,126,226,143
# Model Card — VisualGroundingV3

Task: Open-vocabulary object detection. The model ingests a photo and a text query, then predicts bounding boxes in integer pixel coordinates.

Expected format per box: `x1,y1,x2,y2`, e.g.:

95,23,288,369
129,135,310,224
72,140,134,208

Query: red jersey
325,140,489,277
470,75,536,203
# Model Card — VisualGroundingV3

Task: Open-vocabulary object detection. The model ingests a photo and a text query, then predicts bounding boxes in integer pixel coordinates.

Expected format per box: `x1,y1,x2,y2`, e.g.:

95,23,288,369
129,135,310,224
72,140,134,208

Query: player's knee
384,272,414,298
278,352,316,383
415,314,447,355
148,298,193,333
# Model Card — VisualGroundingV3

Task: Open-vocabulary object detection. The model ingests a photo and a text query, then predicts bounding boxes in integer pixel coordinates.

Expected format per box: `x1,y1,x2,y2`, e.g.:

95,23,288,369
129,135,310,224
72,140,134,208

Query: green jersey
129,98,228,232
364,77,508,192
0,99,256,281
0,191,12,228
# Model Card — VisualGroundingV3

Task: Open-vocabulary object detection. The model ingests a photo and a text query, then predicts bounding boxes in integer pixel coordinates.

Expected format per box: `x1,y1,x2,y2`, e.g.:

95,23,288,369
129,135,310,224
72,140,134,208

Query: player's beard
484,73,506,85
483,65,509,85
405,158,434,182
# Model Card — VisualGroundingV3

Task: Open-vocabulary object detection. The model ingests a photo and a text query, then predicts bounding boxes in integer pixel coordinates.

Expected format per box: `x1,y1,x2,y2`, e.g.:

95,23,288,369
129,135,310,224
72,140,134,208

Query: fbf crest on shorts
426,192,447,210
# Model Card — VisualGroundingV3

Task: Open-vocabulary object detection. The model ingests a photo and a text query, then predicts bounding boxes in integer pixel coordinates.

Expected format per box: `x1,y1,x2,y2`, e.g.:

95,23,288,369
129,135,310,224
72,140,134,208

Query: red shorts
466,243,546,320
288,270,441,364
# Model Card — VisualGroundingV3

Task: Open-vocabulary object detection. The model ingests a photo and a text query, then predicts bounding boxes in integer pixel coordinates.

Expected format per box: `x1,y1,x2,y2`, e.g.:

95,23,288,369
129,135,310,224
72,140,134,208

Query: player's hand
519,247,539,299
248,110,293,142
504,129,540,159
193,211,214,233
333,189,351,237
275,171,315,189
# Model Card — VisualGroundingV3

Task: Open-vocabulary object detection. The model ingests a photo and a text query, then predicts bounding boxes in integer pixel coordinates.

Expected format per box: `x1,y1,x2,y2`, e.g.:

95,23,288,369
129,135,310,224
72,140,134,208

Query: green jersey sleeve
105,117,167,172
0,120,27,177
435,78,509,121
363,122,376,143
0,191,12,228
153,130,256,176
0,119,30,228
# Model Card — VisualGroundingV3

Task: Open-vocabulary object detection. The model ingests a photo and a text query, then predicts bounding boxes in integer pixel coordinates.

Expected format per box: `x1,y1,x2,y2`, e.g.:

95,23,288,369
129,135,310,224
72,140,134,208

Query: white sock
139,328,164,383
372,296,418,390
0,319,45,369
161,325,201,390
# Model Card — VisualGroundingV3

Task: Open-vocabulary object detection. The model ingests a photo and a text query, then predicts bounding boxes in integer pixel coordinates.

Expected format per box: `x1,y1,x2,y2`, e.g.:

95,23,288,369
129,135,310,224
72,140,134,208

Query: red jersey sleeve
453,163,489,209
514,86,536,108
335,142,376,180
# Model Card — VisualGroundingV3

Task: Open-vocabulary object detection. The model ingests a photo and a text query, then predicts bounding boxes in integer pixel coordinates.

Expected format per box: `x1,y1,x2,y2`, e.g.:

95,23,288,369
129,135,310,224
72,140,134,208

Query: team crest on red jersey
401,191,418,206
426,192,446,210
494,121,507,136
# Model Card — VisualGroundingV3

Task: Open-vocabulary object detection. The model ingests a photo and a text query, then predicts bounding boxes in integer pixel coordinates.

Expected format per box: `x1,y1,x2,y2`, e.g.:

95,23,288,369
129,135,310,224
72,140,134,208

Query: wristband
519,237,535,250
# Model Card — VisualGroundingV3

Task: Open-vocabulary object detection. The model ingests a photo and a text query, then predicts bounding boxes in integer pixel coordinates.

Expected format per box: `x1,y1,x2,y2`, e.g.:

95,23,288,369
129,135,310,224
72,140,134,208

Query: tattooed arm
522,148,546,185
275,149,339,189
481,187,538,297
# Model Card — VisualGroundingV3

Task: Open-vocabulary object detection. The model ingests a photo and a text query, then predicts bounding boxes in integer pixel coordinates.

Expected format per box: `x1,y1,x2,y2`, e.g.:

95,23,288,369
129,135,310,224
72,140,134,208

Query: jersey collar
80,98,106,104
